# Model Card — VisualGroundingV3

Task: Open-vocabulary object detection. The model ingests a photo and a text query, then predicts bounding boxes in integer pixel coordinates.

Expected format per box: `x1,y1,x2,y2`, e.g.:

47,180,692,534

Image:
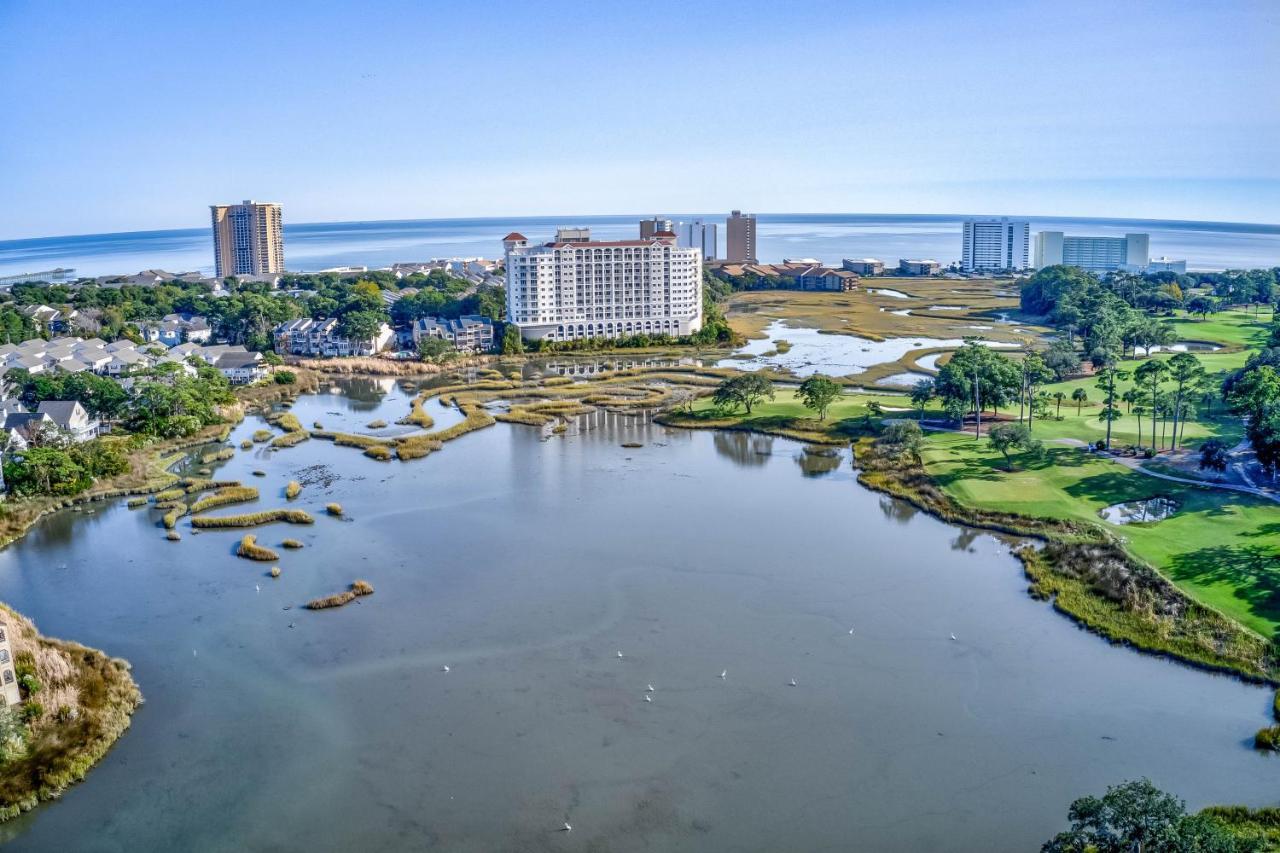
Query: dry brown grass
236,535,279,561
364,445,393,461
281,538,304,549
285,481,302,500
325,503,343,516
306,579,374,609
191,509,315,528
189,486,259,514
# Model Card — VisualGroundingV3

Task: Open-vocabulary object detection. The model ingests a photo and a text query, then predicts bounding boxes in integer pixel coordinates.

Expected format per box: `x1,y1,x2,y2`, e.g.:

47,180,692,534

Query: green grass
921,430,1280,638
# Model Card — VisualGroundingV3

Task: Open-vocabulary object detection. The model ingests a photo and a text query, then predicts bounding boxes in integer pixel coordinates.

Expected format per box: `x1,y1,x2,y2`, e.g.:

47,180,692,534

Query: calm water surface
0,379,1273,852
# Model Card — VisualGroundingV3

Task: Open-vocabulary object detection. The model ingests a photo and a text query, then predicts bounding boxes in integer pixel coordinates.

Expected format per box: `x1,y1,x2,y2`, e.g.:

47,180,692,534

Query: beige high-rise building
210,200,285,278
726,210,756,262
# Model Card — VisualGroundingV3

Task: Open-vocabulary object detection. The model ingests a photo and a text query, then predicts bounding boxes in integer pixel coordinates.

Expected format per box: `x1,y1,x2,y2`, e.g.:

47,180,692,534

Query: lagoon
0,379,1274,852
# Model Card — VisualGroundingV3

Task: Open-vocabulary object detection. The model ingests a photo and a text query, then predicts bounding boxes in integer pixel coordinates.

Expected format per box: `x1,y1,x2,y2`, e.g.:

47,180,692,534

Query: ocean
1,214,1277,279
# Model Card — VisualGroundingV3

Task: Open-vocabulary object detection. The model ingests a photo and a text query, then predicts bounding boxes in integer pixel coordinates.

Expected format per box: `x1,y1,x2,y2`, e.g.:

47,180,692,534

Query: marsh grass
325,503,343,516
153,488,185,502
166,530,181,541
240,440,253,450
364,445,392,461
199,447,235,464
236,534,279,561
189,486,260,514
269,566,281,578
306,579,374,610
281,538,304,549
366,419,387,429
126,497,148,509
285,481,302,500
191,509,315,528
252,429,273,442
161,504,187,530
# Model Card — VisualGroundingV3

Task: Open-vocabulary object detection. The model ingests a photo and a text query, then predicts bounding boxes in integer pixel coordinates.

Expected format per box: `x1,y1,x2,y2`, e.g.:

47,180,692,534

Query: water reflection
522,355,701,380
795,446,842,478
878,495,919,524
951,528,981,552
713,432,774,466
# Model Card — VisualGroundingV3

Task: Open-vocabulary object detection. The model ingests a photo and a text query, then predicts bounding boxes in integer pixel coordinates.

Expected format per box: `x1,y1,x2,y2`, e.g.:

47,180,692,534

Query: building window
2,669,11,684
0,650,8,664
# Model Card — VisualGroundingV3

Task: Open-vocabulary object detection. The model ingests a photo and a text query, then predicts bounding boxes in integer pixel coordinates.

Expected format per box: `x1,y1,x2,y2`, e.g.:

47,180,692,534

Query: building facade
961,217,1030,271
676,219,717,261
726,210,757,263
1147,256,1187,274
411,315,495,353
842,258,884,275
211,200,285,278
639,217,674,240
1033,231,1149,273
272,317,395,357
0,620,20,707
899,258,942,276
503,228,703,342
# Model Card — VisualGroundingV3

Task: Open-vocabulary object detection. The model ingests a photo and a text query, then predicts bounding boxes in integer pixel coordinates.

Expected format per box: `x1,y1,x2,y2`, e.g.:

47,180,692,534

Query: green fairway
921,430,1280,639
1159,307,1273,349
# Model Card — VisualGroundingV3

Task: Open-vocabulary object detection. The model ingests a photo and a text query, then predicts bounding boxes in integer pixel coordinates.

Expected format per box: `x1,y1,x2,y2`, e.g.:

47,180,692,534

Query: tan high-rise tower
210,200,285,278
726,210,756,262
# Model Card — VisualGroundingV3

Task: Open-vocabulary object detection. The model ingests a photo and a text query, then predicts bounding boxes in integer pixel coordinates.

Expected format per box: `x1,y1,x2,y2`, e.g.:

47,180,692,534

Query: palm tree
1071,387,1088,415
1133,404,1147,449
1053,390,1066,418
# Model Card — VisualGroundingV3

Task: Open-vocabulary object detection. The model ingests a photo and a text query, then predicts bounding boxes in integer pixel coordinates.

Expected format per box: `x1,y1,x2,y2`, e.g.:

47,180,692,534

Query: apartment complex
210,200,285,278
961,217,1030,271
899,258,942,276
726,210,757,263
842,258,885,275
676,219,718,261
273,317,395,357
503,228,703,342
1033,231,1150,273
411,315,495,353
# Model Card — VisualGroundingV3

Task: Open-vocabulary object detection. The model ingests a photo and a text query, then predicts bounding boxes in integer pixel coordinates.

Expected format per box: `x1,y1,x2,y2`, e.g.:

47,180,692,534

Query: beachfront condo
210,200,285,278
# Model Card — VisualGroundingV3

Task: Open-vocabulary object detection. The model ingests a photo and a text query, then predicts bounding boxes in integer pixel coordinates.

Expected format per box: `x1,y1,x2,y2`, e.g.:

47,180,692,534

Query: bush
285,481,302,500
306,579,374,610
236,535,279,561
1255,724,1280,751
273,370,297,385
325,503,343,516
364,445,392,461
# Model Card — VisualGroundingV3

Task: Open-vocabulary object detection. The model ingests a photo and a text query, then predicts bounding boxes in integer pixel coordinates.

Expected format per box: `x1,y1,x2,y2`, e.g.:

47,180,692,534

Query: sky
1,0,1278,239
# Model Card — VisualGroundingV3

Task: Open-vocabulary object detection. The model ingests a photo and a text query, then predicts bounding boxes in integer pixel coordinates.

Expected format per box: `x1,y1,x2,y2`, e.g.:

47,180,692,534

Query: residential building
899,259,942,276
1033,231,1149,273
726,210,757,263
1147,256,1187,274
2,412,54,451
0,620,20,706
137,313,212,347
503,228,703,342
211,350,268,385
272,317,395,357
19,304,80,335
842,258,885,275
961,217,1030,271
36,401,99,442
676,219,717,261
639,217,674,240
210,200,285,278
411,315,495,353
774,264,859,291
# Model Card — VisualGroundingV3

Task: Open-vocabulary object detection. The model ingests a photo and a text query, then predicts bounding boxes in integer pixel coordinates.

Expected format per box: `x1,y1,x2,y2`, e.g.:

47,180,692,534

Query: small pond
1099,497,1180,524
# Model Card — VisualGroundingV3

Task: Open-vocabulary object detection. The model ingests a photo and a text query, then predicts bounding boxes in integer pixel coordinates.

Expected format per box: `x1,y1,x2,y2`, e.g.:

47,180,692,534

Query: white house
36,401,99,442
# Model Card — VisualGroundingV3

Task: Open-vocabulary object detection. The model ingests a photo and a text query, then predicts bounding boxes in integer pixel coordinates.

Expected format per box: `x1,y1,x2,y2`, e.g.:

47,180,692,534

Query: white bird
644,695,652,703
255,584,260,592
193,649,197,657
788,678,797,687
719,670,727,679
562,821,572,833
646,684,655,692
950,633,958,641
616,650,624,659
442,665,450,673
848,628,855,635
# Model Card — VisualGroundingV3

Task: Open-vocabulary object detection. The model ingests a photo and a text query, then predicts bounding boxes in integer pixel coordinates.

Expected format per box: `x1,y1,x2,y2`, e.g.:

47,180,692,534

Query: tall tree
1165,352,1205,451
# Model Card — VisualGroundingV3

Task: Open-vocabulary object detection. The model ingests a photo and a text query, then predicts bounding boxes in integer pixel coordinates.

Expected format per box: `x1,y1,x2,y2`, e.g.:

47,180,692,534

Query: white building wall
962,218,1029,271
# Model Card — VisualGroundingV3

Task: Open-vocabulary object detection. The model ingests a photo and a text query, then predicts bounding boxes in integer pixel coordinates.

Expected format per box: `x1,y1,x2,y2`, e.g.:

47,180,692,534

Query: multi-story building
0,619,20,707
639,217,674,240
1033,231,1150,273
411,315,495,353
899,258,942,276
961,217,1030,271
842,258,884,275
676,219,717,261
272,317,395,357
1147,256,1187,274
502,228,703,342
210,200,285,278
726,210,757,263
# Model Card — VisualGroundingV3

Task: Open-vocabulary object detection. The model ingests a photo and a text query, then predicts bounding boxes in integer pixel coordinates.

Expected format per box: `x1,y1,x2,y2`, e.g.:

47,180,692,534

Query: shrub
325,503,343,516
1255,724,1280,751
366,419,387,429
273,370,297,385
189,486,259,513
269,566,281,578
364,445,392,461
305,579,374,610
191,509,315,528
252,429,273,443
236,535,279,561
281,538,304,549
285,481,302,500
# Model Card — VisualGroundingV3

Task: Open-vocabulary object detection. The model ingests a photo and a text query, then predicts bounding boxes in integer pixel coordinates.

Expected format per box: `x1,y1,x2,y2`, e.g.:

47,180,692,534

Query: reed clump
397,396,435,428
236,534,279,561
325,503,343,516
285,481,302,500
161,504,187,529
252,429,273,442
189,486,260,514
306,579,374,610
154,488,185,502
281,538,304,549
270,430,309,449
200,447,235,464
1255,724,1280,751
364,445,392,461
126,497,149,509
367,419,387,429
191,509,315,528
269,566,281,578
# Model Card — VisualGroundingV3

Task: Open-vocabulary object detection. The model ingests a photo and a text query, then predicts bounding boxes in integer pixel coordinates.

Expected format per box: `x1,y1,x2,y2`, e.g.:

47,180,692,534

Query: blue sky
1,0,1277,238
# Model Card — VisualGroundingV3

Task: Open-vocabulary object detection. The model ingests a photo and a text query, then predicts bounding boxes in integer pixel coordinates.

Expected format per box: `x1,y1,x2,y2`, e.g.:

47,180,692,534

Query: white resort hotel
503,227,703,342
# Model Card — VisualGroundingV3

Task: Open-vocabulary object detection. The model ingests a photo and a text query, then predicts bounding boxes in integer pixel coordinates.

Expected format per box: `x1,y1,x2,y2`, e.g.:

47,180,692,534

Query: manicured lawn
1160,308,1273,349
689,387,926,423
920,430,1280,639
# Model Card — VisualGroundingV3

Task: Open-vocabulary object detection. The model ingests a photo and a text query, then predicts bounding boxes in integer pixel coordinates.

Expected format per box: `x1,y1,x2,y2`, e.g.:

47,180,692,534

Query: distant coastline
3,213,1277,279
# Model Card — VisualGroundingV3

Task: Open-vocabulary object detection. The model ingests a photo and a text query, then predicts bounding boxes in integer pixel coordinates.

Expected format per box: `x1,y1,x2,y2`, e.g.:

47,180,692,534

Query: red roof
502,232,527,241
652,230,676,237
